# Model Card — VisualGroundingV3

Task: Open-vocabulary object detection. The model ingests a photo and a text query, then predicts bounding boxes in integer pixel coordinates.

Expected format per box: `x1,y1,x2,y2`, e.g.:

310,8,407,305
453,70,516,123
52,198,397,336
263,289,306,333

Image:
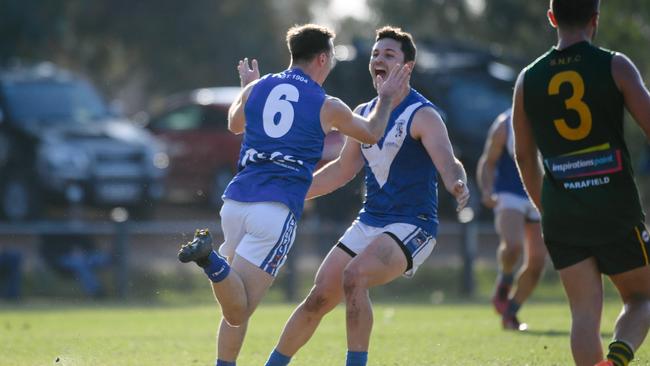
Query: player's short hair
375,26,416,62
286,24,335,64
551,0,600,28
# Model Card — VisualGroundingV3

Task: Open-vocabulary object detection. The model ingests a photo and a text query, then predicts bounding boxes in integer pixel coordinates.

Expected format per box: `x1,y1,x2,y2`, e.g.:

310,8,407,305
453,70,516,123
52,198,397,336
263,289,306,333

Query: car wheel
0,172,39,221
209,169,233,209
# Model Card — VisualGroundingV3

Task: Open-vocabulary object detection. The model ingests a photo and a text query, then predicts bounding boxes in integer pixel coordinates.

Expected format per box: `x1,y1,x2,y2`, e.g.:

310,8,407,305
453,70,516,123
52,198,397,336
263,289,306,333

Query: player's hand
376,63,411,101
481,193,497,209
237,58,260,87
453,180,470,212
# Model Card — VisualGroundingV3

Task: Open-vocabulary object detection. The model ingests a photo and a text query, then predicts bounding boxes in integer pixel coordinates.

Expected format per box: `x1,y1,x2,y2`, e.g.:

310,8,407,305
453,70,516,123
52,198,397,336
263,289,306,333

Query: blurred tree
68,0,286,109
367,0,650,75
0,0,310,113
1,0,649,114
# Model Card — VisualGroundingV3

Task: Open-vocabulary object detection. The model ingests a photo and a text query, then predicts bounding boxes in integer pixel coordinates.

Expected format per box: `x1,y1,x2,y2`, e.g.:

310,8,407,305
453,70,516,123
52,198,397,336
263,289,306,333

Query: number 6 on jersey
263,83,299,138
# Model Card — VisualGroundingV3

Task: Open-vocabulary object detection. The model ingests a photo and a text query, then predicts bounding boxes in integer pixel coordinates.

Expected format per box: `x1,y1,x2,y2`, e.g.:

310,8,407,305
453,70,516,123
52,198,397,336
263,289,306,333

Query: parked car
0,62,167,220
145,87,346,212
144,87,241,208
412,44,516,171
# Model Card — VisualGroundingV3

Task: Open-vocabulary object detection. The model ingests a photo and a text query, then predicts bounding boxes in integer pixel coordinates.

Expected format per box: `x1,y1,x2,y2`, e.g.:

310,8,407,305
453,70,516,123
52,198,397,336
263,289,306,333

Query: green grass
1,301,649,365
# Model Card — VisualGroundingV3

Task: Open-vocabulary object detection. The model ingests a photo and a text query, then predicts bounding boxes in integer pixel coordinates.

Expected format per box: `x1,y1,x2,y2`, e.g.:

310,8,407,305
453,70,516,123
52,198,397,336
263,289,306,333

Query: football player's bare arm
228,57,261,134
477,115,507,209
612,53,650,140
512,71,543,211
228,81,258,134
306,137,363,200
321,98,375,144
412,106,469,211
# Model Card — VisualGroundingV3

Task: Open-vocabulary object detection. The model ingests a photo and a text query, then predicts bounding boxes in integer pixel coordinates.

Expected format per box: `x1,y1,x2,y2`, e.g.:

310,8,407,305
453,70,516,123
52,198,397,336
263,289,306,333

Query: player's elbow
228,121,244,135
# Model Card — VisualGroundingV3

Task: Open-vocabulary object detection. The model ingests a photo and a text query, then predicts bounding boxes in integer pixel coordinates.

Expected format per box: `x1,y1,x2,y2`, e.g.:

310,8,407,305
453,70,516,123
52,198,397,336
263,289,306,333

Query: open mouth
374,69,387,79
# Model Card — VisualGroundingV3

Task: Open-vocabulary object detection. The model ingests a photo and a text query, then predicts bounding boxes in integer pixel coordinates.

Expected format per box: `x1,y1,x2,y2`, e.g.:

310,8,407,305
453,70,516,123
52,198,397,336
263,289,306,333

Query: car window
446,76,512,137
201,106,229,131
2,80,110,125
150,105,202,131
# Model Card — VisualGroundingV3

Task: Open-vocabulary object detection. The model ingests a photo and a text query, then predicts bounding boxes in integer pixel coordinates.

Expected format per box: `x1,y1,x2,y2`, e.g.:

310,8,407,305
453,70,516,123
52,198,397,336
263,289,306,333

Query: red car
146,87,345,209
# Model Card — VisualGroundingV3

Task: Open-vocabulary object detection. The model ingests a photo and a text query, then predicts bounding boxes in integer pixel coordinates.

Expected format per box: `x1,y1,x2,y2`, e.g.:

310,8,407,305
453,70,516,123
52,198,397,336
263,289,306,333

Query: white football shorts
337,220,437,277
219,199,297,277
495,192,540,222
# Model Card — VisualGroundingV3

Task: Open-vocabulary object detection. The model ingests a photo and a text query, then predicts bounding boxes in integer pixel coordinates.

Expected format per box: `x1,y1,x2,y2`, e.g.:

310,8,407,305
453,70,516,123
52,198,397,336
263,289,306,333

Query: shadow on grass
519,329,569,337
518,329,613,338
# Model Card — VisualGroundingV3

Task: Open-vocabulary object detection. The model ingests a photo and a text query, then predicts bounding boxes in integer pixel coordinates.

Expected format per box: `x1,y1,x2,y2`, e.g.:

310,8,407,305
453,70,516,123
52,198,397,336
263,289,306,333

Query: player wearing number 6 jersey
176,24,411,366
513,1,650,365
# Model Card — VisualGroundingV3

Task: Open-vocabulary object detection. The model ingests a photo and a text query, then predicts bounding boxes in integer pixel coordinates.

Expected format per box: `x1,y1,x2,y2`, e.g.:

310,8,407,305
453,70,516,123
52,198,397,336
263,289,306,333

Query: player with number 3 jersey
513,1,650,365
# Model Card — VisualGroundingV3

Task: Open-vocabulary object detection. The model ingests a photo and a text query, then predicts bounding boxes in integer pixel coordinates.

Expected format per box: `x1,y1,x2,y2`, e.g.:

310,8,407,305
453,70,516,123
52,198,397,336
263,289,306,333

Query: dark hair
375,26,416,62
551,0,600,28
286,24,335,64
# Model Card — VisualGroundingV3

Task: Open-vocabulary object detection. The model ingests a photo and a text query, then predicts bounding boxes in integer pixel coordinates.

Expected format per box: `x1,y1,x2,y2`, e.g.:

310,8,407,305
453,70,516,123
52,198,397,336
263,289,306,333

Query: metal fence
0,219,494,300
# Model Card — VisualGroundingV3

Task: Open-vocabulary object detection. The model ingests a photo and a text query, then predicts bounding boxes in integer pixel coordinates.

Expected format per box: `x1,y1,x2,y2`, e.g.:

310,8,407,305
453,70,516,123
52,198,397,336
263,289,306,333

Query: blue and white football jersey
223,68,326,219
494,110,527,197
357,89,440,235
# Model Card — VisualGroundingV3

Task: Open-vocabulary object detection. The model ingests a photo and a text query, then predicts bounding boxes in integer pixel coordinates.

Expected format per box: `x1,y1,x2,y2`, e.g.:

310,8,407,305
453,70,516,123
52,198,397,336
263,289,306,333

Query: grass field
2,301,649,366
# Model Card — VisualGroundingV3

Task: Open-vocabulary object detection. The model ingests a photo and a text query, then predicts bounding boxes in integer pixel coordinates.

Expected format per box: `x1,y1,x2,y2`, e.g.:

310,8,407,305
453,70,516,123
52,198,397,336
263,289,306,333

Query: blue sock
204,251,230,283
505,300,521,317
215,360,235,366
265,349,291,366
346,351,368,366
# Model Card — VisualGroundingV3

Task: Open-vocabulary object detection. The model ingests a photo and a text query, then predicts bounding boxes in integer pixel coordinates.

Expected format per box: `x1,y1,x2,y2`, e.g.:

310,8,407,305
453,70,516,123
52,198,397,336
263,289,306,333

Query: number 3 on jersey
547,70,593,141
263,84,299,138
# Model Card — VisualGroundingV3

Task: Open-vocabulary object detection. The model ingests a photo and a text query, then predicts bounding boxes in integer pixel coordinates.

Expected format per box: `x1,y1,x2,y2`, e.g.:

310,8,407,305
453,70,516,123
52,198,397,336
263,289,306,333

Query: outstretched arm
612,53,650,139
321,64,411,144
306,137,364,200
412,107,469,212
476,113,507,209
228,58,261,134
512,70,543,211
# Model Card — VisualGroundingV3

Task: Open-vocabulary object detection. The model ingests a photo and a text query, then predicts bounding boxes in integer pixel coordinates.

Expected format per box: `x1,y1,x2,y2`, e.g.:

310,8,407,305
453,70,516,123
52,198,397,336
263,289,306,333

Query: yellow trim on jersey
634,226,649,265
562,143,611,157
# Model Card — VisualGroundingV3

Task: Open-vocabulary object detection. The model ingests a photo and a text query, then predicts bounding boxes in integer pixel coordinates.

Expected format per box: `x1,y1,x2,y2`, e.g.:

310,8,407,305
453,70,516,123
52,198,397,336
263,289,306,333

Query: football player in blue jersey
177,24,410,366
477,108,547,331
264,26,469,366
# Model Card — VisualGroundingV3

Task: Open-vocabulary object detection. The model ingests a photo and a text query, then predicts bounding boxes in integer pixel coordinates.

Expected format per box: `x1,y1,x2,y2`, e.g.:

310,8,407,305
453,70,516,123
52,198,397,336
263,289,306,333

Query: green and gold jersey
523,41,644,245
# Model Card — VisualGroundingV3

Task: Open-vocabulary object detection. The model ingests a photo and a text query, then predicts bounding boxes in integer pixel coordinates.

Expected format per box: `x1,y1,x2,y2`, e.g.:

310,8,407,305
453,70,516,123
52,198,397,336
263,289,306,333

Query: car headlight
39,144,90,173
152,151,169,170
143,147,168,178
